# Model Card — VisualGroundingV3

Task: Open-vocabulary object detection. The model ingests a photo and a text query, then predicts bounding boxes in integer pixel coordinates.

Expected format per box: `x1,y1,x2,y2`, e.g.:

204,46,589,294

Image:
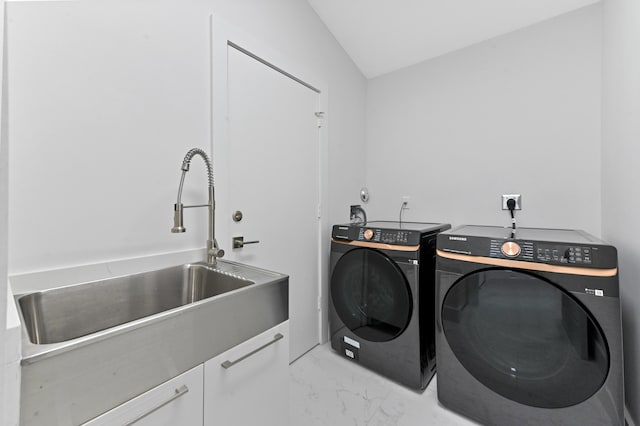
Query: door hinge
317,296,322,311
317,203,322,219
315,111,325,128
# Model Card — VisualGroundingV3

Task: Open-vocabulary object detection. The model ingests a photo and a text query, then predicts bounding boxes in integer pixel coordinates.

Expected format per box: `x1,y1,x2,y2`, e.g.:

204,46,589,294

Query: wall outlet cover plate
501,194,522,210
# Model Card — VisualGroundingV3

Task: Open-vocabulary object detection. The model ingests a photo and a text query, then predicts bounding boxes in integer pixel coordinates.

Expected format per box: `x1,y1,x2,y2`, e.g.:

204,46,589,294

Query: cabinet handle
123,385,189,426
221,333,284,369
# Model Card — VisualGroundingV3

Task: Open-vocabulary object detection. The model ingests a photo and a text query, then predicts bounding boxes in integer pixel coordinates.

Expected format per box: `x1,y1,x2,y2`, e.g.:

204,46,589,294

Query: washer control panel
359,228,411,244
331,223,445,246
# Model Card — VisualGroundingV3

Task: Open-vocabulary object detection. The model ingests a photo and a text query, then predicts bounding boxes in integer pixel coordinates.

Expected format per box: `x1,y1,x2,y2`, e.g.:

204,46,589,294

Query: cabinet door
83,364,203,426
204,321,289,426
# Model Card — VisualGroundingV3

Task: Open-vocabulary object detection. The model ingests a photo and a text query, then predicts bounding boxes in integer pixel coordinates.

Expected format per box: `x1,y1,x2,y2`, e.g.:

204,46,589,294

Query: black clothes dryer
436,225,624,425
329,221,450,390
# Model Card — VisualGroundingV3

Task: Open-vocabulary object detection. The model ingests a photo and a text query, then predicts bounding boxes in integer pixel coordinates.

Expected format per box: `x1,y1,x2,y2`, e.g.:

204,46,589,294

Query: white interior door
226,45,320,362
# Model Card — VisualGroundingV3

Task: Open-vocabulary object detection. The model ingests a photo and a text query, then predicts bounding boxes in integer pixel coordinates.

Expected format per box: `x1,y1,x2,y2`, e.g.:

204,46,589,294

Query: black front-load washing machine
436,225,624,425
329,220,451,390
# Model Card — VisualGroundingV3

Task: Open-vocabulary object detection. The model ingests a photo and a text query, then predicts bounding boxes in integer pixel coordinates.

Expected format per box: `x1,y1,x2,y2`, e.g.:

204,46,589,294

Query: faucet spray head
171,203,186,233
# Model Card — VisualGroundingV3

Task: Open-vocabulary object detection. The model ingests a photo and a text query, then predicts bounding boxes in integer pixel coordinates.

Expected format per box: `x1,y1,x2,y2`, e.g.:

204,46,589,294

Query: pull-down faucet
172,148,224,266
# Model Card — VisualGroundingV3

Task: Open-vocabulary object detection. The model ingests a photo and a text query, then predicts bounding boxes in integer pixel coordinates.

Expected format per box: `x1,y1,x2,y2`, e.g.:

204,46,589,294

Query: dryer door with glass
441,268,609,409
331,248,413,342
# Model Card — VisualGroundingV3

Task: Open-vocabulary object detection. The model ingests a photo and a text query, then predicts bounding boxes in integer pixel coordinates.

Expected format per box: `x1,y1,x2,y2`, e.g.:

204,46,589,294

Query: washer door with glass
331,248,412,342
442,268,609,409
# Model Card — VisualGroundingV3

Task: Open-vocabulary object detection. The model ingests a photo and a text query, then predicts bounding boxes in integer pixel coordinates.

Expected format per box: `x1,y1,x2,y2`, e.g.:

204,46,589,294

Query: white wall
8,1,213,274
1,0,7,419
6,0,366,275
602,0,640,423
5,0,366,419
208,1,367,227
365,5,602,234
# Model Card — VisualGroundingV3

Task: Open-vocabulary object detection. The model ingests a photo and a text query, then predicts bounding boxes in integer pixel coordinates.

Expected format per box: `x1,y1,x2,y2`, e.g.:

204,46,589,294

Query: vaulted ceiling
307,0,600,78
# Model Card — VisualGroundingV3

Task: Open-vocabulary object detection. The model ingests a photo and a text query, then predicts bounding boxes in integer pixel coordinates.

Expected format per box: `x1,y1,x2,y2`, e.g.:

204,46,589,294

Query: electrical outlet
402,196,410,207
501,194,522,210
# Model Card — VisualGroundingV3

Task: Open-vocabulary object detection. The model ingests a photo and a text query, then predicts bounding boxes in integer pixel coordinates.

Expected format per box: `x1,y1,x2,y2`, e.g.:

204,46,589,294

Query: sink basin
14,259,288,426
18,263,253,344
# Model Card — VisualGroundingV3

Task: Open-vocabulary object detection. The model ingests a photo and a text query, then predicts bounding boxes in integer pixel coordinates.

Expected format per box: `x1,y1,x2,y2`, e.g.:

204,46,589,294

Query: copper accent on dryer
501,241,521,257
332,238,420,252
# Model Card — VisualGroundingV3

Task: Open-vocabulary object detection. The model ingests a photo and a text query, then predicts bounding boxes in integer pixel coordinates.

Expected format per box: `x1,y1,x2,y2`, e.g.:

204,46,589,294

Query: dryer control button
363,229,374,240
501,241,521,257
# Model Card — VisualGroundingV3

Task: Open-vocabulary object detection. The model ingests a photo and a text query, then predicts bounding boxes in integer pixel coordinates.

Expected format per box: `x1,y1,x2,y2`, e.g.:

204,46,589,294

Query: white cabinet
82,321,288,426
83,365,203,426
203,321,290,426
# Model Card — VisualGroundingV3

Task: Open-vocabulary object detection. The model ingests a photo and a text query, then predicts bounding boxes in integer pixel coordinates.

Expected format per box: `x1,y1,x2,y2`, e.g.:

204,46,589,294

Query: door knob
233,236,260,249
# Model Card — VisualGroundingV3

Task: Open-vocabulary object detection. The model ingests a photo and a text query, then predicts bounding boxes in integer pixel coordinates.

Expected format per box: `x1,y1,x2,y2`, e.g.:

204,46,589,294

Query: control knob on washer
501,241,521,257
363,229,374,240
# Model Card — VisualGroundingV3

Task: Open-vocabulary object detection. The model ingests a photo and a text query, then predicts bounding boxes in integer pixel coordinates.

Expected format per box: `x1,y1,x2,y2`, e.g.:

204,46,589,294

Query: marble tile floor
290,343,479,426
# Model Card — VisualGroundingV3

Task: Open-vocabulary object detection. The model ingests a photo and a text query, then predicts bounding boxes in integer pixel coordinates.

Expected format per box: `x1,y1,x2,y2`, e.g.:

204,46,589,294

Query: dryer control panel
490,240,599,265
534,243,602,266
438,226,618,269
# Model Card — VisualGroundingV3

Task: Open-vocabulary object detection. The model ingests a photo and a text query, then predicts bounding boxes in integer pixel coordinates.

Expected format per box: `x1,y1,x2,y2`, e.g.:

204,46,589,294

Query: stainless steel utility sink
18,263,252,344
14,260,288,426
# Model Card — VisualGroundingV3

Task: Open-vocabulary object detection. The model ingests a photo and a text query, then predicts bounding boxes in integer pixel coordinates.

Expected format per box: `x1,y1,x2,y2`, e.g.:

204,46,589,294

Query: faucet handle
209,247,225,258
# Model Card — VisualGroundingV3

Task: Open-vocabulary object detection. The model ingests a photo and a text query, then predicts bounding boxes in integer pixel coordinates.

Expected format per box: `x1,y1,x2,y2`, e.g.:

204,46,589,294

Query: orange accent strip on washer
436,249,618,277
332,238,420,252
